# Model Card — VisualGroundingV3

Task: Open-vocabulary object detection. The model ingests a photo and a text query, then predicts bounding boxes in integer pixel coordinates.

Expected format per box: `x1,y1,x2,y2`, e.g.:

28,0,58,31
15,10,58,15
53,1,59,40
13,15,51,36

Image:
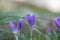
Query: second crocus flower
26,14,36,40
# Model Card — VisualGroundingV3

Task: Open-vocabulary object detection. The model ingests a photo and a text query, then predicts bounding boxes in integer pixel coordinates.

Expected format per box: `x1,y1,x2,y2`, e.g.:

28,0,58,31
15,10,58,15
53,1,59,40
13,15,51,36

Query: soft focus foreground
0,0,60,40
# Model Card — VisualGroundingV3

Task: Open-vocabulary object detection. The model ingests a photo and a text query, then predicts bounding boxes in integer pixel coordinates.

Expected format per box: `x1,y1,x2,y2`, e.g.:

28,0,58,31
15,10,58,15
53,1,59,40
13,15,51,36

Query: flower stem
14,34,18,40
30,26,33,40
30,30,32,40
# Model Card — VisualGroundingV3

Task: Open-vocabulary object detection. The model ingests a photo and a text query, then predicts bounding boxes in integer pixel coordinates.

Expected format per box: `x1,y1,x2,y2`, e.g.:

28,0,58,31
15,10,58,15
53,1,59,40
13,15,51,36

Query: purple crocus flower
9,19,24,33
26,14,36,40
9,21,17,33
55,18,60,29
26,14,36,26
17,19,24,30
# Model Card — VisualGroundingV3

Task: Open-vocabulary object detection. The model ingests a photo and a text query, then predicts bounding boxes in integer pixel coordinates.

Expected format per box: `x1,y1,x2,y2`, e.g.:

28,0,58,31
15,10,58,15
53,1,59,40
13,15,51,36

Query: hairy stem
14,34,18,40
30,29,32,40
30,26,33,40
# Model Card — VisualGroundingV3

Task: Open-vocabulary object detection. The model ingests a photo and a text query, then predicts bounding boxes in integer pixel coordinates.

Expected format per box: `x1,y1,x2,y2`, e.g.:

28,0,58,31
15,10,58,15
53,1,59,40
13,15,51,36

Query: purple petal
17,19,24,30
55,18,60,29
9,21,17,33
48,28,53,33
27,14,36,26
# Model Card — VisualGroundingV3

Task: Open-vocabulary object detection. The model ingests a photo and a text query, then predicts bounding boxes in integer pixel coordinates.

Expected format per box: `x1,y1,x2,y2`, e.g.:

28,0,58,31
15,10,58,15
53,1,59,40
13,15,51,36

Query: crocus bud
26,14,36,26
9,21,17,33
55,18,60,29
17,19,24,30
48,28,53,33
